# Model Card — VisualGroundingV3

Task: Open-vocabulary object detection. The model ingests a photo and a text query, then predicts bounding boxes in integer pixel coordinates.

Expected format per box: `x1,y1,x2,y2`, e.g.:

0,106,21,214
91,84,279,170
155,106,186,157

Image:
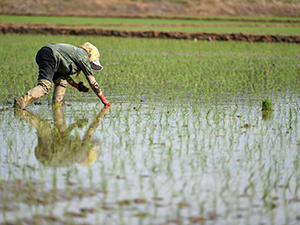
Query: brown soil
1,0,300,17
1,22,299,43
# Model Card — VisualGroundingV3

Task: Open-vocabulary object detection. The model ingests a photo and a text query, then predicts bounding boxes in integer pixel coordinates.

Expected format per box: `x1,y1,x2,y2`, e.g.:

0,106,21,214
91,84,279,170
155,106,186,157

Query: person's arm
65,76,89,92
76,53,110,105
86,75,110,106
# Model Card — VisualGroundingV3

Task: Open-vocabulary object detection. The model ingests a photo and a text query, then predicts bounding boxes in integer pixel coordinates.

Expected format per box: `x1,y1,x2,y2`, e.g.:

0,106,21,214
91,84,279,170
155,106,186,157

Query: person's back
45,43,93,79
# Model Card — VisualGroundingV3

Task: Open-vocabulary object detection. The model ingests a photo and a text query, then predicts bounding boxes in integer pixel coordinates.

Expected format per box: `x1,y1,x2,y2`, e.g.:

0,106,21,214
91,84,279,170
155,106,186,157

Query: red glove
71,81,79,90
99,94,110,106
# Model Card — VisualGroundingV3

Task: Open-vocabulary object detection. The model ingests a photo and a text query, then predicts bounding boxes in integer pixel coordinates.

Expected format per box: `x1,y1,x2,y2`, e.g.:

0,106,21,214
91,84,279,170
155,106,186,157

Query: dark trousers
36,46,56,82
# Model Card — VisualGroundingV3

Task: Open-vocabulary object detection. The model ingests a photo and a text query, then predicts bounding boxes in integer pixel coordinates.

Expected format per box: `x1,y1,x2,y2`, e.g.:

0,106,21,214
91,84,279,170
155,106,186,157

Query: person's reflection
14,106,110,167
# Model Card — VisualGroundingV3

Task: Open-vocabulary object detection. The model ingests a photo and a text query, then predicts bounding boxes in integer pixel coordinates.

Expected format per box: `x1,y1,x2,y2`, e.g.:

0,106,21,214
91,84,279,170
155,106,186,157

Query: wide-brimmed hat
79,42,103,71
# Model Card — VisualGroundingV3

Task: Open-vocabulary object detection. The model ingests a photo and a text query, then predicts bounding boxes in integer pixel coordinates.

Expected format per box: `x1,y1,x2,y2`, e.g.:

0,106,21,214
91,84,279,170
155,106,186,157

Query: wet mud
0,179,102,207
1,22,299,43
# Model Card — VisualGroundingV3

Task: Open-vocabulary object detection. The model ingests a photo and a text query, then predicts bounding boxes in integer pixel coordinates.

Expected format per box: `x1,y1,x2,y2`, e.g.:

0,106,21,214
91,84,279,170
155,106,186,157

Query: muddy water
1,93,300,225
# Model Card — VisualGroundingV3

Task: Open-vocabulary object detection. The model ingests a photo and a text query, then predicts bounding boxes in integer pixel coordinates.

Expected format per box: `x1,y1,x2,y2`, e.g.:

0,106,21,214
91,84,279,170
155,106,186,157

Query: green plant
262,98,273,111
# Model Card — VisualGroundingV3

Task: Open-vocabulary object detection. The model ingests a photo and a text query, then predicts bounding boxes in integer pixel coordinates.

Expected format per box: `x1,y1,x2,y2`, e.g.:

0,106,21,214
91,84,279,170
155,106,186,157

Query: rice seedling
262,98,274,111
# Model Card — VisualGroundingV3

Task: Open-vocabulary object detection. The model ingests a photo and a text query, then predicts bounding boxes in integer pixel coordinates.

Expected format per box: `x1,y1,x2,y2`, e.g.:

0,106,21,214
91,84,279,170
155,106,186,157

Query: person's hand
103,106,110,113
99,94,110,106
78,82,89,92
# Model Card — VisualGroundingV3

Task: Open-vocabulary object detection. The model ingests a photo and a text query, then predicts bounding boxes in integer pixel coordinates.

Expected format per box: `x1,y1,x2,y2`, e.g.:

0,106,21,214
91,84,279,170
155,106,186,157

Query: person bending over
14,42,110,109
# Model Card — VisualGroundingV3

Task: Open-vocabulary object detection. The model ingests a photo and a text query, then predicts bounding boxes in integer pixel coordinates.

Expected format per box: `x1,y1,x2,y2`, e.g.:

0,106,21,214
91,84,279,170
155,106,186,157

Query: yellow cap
80,149,98,167
79,42,103,71
79,42,100,62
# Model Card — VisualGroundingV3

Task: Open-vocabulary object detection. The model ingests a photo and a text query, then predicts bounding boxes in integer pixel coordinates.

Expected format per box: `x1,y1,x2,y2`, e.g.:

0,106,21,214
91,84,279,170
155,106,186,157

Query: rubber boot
52,78,67,106
14,94,35,110
14,80,52,110
52,105,67,134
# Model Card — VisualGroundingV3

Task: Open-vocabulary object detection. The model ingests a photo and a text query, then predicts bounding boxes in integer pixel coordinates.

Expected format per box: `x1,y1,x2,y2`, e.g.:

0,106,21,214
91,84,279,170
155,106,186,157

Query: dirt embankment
1,0,300,17
1,23,299,43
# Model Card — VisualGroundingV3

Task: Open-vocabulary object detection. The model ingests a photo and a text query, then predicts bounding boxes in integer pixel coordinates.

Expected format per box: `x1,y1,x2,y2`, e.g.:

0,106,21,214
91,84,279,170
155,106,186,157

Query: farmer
14,42,110,109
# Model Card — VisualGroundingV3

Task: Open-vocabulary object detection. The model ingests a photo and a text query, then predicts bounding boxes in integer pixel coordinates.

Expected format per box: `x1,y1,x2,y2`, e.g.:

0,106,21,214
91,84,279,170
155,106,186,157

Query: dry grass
0,0,300,17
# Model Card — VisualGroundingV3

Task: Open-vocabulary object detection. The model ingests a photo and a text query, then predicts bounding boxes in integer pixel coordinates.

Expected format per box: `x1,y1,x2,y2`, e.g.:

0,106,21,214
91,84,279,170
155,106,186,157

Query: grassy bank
1,15,300,35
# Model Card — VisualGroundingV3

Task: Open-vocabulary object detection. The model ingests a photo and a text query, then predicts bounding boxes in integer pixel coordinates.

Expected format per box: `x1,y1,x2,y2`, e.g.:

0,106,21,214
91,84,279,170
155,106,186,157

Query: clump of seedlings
262,98,274,111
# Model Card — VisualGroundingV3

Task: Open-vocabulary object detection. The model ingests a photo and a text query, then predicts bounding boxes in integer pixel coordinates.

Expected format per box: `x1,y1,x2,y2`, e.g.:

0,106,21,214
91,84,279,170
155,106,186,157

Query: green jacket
46,43,93,78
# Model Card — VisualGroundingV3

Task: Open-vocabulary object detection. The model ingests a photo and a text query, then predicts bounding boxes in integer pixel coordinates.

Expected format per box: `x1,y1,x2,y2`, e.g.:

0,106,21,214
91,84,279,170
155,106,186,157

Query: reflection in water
262,110,273,120
14,106,110,167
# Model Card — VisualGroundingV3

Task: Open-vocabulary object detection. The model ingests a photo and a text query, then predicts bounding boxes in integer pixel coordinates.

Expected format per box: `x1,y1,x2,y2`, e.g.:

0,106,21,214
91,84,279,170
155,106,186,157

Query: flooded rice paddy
0,34,300,224
1,92,300,225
